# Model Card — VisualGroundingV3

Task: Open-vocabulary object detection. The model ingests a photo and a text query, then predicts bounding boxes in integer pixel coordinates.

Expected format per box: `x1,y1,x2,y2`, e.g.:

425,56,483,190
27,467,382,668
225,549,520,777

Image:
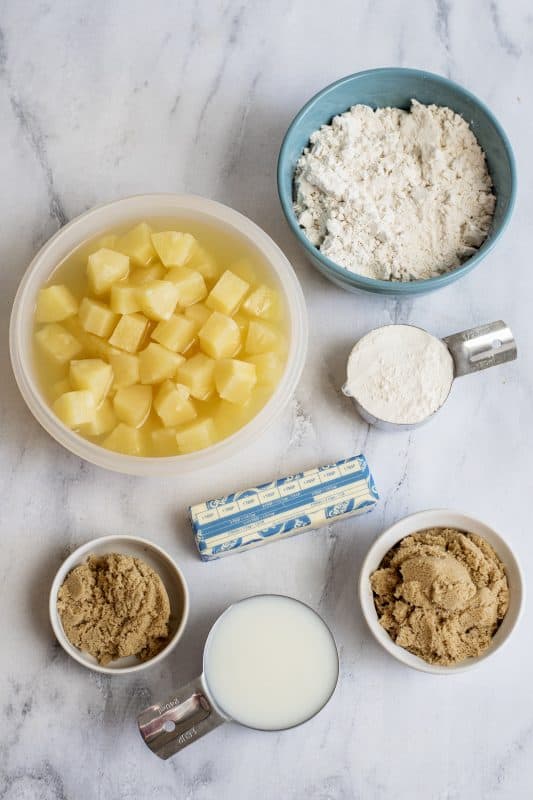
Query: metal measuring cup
342,320,517,431
137,594,339,759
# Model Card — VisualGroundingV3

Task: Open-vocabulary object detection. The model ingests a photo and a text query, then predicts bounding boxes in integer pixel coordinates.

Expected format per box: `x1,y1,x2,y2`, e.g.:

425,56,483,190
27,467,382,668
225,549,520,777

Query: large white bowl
49,535,189,675
359,509,524,674
10,194,308,475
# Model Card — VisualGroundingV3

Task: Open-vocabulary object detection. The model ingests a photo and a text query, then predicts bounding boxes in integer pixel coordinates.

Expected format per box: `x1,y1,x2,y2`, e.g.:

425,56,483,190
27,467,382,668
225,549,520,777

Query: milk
203,595,338,730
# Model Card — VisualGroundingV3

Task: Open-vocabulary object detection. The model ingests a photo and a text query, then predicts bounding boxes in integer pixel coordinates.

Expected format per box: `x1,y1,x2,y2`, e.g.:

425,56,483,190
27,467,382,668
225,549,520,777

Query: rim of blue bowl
277,67,517,294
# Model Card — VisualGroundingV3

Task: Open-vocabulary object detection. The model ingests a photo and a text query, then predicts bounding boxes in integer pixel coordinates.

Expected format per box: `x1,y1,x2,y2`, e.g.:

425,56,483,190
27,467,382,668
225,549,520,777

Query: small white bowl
10,193,308,475
359,509,524,674
49,535,189,675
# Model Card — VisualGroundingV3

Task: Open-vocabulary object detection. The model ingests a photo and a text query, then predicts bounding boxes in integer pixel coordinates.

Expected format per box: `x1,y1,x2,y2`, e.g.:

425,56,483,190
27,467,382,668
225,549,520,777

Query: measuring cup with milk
138,595,339,758
343,320,517,430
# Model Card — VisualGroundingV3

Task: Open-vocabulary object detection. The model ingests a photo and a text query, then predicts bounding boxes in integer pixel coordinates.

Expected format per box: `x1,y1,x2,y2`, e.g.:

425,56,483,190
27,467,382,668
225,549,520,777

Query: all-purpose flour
294,100,496,281
344,325,455,425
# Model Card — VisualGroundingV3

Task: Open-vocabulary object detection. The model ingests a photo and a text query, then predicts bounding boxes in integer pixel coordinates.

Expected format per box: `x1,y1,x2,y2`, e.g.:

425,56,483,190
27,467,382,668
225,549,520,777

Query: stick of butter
189,454,378,561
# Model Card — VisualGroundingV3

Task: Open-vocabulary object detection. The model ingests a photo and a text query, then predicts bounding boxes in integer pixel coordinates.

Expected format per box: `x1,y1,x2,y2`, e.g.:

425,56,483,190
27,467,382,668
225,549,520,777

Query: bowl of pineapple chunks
10,194,308,474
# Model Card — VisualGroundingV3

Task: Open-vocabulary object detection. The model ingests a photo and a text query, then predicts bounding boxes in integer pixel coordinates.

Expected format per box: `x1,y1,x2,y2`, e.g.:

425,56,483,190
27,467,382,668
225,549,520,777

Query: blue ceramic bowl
277,68,516,296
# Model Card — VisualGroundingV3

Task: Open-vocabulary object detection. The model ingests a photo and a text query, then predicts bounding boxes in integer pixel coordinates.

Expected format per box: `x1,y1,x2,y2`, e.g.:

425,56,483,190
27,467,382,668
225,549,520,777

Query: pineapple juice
33,218,288,457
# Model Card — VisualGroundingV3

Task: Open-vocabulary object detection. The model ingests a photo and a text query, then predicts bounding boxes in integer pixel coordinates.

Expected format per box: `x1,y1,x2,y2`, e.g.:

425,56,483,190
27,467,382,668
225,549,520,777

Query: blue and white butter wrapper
189,454,378,561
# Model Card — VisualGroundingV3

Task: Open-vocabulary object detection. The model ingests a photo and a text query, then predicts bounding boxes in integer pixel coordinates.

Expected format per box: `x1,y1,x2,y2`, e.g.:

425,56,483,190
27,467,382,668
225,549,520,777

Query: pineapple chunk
166,267,207,307
62,316,103,358
129,263,165,285
138,342,185,384
215,359,257,404
69,359,113,406
79,297,118,338
53,390,95,428
116,222,156,267
187,243,220,282
51,377,71,400
64,310,122,361
181,340,200,358
151,314,198,353
176,418,216,453
110,285,141,315
245,320,278,354
87,248,129,295
151,427,179,455
35,323,82,364
232,312,249,336
246,352,283,385
198,311,241,359
80,398,117,436
154,381,197,427
242,285,279,320
176,353,215,400
108,313,149,352
138,280,180,321
151,231,196,267
103,423,141,455
185,303,212,327
109,352,140,388
206,270,249,316
113,384,152,428
83,332,120,361
35,285,78,323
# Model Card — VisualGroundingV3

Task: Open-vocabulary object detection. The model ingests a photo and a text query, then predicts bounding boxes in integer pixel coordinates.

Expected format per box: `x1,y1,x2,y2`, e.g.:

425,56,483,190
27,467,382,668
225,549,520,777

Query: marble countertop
1,1,532,798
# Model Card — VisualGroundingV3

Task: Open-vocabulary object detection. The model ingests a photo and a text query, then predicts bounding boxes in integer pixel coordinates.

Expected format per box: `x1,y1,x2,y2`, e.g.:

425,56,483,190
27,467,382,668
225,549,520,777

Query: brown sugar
370,528,509,666
57,552,170,665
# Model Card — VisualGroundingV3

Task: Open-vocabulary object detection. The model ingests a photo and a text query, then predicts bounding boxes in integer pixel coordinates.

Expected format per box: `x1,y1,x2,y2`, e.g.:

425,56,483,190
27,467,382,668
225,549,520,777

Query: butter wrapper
189,454,378,561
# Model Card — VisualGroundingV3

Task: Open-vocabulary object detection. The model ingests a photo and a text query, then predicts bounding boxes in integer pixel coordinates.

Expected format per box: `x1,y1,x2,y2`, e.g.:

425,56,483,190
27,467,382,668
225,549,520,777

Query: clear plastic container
10,194,308,475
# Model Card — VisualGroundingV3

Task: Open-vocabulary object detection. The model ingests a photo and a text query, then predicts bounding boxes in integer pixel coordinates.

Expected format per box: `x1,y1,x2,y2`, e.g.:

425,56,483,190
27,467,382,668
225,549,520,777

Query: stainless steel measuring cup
343,320,517,431
137,594,339,759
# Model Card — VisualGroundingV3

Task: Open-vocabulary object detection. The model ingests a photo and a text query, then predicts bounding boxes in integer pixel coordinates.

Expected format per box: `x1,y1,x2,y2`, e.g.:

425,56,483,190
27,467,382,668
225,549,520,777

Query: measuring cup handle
137,675,225,759
442,320,517,377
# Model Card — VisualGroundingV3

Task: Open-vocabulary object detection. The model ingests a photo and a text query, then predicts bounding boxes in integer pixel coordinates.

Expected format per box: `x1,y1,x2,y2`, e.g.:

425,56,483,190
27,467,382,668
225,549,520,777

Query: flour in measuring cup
344,325,454,425
294,100,495,281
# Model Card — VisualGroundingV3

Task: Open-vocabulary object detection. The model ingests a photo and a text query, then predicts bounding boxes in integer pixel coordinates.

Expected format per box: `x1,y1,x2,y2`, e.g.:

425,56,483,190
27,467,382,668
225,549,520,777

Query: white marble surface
1,1,532,798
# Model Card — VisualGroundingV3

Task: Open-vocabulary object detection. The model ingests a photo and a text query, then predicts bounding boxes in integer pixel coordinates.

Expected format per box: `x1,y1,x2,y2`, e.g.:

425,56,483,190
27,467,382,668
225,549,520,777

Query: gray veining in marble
1,1,532,798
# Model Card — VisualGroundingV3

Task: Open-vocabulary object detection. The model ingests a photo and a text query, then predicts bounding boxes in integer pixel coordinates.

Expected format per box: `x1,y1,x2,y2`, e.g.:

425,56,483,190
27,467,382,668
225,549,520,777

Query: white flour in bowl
294,100,496,281
344,325,455,425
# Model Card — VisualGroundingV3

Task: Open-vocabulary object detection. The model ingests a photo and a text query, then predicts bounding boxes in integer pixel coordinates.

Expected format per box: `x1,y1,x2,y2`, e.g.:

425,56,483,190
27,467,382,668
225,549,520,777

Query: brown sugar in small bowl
49,535,189,674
